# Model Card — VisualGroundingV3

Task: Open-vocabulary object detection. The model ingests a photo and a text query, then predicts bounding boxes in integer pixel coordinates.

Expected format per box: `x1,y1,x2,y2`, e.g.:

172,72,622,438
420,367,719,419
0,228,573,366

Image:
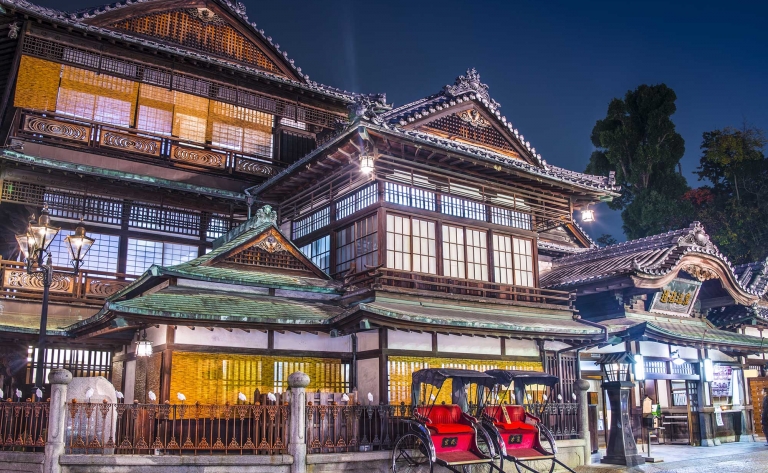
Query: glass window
299,235,330,273
48,231,120,273
335,214,378,275
412,219,437,274
513,237,534,287
136,84,173,135
386,215,436,274
126,239,198,275
442,224,465,279
209,102,274,158
384,182,436,211
465,229,488,281
494,234,534,287
56,66,138,127
336,184,378,220
492,234,514,285
491,206,532,231
441,196,486,221
386,214,411,271
292,206,330,239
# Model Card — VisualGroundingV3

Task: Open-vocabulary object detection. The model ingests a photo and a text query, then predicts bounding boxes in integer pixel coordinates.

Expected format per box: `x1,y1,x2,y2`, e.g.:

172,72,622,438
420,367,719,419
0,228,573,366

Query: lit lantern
671,349,687,366
17,206,60,263
359,153,375,174
64,222,95,272
136,330,153,357
634,354,645,381
702,358,714,382
581,207,595,223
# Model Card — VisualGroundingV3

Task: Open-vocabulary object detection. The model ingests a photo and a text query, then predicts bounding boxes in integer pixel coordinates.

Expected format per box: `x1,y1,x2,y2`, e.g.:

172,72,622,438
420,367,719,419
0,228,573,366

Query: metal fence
0,401,50,451
306,403,413,453
66,400,289,455
524,402,580,439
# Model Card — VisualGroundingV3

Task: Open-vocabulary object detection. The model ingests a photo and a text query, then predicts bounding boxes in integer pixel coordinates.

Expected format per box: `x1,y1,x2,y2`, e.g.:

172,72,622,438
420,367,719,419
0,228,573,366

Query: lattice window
129,204,201,236
209,102,274,158
335,214,378,275
466,229,488,281
513,237,534,287
1,181,46,206
299,235,330,273
386,215,437,274
292,207,330,239
111,10,281,72
491,206,532,231
424,112,516,153
442,224,465,279
279,117,307,130
386,214,411,271
137,84,174,135
441,195,486,221
126,239,198,275
28,347,111,385
384,182,436,211
493,234,534,286
49,231,120,273
172,92,209,143
44,189,123,225
57,66,138,127
335,184,378,220
228,246,307,271
206,215,232,240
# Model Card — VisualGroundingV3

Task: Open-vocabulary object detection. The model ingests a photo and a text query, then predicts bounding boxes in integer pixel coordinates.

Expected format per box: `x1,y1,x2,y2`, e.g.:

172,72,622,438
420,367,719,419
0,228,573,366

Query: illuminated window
386,214,411,271
442,224,465,279
299,235,330,273
335,214,378,275
48,231,120,273
172,92,209,143
441,195,486,221
56,66,137,127
466,229,488,281
384,182,436,211
136,84,173,135
336,184,378,220
386,214,436,274
126,239,198,275
292,207,330,239
512,237,534,287
209,102,274,158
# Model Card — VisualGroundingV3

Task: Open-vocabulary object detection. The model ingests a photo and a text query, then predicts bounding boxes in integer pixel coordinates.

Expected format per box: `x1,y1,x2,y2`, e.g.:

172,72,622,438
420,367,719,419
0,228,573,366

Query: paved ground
576,440,768,473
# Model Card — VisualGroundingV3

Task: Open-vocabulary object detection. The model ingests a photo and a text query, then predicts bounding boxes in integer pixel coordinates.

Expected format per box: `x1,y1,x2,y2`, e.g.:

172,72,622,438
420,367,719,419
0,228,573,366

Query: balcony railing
12,109,283,180
342,268,573,308
66,400,289,455
0,401,50,452
0,259,135,305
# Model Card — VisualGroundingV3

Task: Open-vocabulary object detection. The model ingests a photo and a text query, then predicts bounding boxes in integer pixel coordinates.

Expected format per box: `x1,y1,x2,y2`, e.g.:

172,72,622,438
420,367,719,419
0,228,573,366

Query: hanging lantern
671,349,686,366
19,206,60,263
581,208,595,223
359,152,375,174
136,330,153,357
634,354,645,381
64,221,95,272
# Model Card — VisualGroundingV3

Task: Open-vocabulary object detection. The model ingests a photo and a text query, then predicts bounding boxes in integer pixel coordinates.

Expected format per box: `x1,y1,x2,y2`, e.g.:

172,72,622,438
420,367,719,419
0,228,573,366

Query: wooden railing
0,401,50,452
66,399,289,455
0,259,135,304
13,109,283,179
342,267,574,308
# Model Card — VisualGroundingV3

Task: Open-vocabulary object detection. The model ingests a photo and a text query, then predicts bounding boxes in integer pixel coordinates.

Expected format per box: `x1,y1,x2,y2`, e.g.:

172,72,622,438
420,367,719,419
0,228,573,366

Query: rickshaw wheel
392,433,432,473
467,432,503,473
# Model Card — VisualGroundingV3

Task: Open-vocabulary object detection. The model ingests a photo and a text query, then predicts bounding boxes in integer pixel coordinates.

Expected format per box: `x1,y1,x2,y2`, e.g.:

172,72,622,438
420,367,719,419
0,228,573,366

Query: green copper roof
108,287,342,325
158,265,339,293
1,150,247,201
341,298,598,336
646,320,765,348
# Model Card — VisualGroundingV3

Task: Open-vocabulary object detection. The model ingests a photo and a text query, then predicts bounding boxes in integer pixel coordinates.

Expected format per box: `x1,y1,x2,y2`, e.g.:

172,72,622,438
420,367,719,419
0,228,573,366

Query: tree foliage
596,234,617,247
586,84,690,239
684,125,768,264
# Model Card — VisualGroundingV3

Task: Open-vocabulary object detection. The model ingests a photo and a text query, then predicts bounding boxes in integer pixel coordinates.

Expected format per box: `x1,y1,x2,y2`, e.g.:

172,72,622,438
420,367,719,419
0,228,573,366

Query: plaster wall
387,330,431,351
274,331,351,352
356,330,378,351
671,345,698,359
123,360,136,404
657,378,670,408
639,341,670,357
590,344,626,354
356,358,379,404
174,327,268,348
708,349,737,362
437,334,501,355
506,338,541,357
543,340,570,351
144,325,167,346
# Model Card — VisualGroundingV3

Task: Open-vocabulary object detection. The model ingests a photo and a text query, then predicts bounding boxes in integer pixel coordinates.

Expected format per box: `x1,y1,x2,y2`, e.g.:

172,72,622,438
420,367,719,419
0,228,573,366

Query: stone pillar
288,371,310,473
44,369,72,473
575,379,591,465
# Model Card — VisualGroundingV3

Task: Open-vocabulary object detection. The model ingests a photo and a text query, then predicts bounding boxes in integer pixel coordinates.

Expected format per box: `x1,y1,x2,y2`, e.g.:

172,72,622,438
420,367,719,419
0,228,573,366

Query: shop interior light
671,350,686,365
703,358,714,382
634,354,645,381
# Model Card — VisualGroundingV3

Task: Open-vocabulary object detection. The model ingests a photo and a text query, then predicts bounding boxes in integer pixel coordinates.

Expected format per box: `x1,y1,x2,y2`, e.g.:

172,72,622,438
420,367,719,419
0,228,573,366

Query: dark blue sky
37,0,768,241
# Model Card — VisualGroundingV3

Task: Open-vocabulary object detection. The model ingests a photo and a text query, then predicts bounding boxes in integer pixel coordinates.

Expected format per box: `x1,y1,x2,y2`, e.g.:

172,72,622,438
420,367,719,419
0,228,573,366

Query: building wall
436,334,501,355
356,358,380,404
175,327,269,348
274,332,351,352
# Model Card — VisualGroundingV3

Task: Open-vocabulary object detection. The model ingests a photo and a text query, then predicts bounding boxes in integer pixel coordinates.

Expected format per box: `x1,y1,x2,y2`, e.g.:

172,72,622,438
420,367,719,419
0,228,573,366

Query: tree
586,84,690,239
684,125,768,264
596,234,617,247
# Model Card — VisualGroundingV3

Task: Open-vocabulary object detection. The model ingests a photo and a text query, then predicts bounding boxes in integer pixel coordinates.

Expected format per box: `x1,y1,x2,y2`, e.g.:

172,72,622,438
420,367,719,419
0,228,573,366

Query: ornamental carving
443,68,491,103
23,116,90,143
235,158,275,176
85,279,131,298
100,131,161,157
256,234,285,253
681,264,718,282
3,270,73,293
255,205,278,225
170,145,226,169
348,93,391,124
677,222,716,251
186,8,226,24
8,23,20,39
458,109,490,128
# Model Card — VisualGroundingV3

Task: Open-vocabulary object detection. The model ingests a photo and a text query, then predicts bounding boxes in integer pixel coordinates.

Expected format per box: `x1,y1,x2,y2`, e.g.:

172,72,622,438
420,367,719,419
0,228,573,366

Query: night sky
32,0,768,242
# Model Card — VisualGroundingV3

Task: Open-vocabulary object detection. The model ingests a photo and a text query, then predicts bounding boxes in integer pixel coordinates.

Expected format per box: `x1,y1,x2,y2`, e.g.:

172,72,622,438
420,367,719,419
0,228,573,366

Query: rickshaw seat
494,421,536,431
428,423,474,434
415,405,475,436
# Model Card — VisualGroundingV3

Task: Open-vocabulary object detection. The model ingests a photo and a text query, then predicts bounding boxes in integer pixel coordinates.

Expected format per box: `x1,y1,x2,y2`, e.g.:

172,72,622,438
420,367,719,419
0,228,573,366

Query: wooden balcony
11,109,282,180
0,260,134,305
343,268,574,308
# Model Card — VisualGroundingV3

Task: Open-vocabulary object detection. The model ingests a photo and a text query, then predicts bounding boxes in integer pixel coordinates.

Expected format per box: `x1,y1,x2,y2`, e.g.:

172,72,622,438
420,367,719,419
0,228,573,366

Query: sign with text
649,279,701,316
711,364,733,398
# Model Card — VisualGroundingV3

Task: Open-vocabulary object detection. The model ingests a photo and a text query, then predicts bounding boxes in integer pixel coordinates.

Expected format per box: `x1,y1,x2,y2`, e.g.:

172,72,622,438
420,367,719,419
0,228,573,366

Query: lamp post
597,352,645,467
15,206,94,390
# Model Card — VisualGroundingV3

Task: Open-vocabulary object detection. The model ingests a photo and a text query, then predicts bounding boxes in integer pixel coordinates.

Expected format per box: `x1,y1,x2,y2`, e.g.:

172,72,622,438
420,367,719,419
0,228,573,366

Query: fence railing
524,402,580,439
66,401,289,455
306,403,413,453
0,402,50,451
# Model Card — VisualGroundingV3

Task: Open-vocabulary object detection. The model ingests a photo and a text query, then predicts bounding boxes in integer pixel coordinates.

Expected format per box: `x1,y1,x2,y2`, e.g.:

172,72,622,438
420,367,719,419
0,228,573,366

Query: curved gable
83,1,302,80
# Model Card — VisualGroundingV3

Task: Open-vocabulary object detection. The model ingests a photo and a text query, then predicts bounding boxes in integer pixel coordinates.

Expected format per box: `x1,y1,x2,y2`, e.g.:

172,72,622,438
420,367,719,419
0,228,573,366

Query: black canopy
412,368,497,389
485,369,559,387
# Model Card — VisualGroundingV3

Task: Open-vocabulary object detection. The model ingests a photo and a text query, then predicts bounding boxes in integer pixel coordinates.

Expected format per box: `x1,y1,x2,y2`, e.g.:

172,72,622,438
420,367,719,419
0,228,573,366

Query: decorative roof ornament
458,109,490,128
256,234,285,253
443,68,491,103
255,205,277,225
8,22,20,39
677,222,716,251
348,93,391,125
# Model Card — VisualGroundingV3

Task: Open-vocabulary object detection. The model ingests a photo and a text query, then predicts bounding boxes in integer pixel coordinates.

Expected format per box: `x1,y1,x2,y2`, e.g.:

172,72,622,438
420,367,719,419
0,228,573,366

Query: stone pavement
576,440,768,473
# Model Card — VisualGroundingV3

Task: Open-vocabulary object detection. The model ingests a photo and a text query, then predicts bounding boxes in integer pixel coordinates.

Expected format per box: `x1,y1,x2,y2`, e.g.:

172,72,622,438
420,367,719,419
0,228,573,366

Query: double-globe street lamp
15,205,95,391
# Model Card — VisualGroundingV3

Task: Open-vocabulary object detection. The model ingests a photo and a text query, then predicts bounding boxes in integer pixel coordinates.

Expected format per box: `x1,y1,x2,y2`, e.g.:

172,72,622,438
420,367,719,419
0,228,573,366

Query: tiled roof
0,0,354,102
157,265,339,293
108,286,342,324
540,222,762,298
733,259,768,295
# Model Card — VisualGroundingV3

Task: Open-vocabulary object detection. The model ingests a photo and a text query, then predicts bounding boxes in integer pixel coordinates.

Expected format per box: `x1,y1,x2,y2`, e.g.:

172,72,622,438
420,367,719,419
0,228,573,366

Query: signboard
715,406,724,426
649,278,701,316
711,365,733,398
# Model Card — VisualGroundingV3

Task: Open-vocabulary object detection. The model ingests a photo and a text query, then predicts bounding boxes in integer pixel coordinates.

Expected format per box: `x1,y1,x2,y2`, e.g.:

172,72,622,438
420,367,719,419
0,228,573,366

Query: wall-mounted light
634,354,645,381
136,330,153,357
581,206,595,223
670,349,686,365
702,358,714,382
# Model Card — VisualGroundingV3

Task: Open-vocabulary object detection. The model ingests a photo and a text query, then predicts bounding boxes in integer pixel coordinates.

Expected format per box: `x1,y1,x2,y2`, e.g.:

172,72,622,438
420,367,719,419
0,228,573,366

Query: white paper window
442,224,465,279
386,214,411,271
513,237,534,287
466,229,488,281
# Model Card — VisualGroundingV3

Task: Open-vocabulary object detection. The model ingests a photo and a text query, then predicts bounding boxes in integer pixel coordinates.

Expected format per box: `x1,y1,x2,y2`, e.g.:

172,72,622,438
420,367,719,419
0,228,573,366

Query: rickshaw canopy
484,370,559,388
411,368,497,408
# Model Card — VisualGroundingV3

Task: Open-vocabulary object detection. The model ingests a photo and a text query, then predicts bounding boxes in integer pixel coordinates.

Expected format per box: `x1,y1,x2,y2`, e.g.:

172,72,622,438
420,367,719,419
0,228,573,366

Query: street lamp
597,352,645,467
15,206,95,390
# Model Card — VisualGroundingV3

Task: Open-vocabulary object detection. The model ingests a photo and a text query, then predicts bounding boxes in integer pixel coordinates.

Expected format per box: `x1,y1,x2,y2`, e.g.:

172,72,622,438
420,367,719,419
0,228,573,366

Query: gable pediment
85,1,299,79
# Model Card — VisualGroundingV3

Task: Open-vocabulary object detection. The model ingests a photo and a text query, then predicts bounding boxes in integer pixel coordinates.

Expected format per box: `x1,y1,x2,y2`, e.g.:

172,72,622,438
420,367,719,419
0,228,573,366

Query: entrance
749,377,768,436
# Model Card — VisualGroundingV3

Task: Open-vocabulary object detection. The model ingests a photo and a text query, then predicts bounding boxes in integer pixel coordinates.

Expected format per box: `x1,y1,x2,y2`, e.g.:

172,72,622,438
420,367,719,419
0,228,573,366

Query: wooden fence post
44,369,72,473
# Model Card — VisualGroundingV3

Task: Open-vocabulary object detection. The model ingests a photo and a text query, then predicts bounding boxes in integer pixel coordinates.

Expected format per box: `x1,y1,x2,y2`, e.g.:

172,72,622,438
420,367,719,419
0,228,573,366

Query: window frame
385,212,438,275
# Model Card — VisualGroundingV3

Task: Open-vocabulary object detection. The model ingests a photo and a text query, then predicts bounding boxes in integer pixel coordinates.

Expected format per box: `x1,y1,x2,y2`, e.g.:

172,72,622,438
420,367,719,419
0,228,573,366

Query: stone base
601,453,646,467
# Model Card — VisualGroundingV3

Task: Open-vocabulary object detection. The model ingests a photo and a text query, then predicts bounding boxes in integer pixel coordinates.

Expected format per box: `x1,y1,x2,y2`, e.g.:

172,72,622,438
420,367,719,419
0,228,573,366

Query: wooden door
749,377,768,436
685,381,701,446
